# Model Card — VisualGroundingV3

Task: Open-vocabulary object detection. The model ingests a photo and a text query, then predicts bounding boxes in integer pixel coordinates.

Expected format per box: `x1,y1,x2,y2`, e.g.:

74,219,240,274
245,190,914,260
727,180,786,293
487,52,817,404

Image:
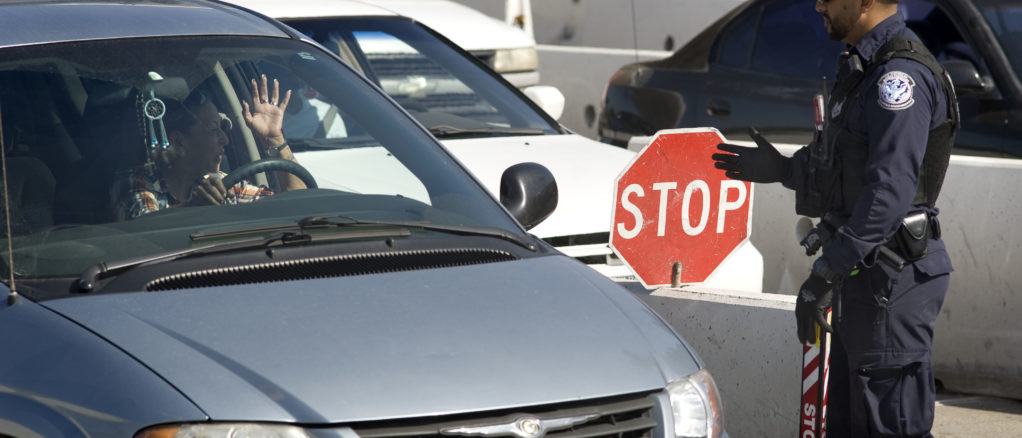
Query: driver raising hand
114,75,306,220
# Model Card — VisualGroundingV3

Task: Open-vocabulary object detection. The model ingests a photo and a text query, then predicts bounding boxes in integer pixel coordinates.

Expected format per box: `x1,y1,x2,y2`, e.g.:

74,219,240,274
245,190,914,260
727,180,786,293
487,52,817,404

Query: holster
887,212,939,261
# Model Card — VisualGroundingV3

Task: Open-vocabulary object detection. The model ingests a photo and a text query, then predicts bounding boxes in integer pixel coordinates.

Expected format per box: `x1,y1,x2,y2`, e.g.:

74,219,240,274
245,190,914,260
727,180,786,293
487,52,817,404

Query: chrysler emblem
441,414,598,438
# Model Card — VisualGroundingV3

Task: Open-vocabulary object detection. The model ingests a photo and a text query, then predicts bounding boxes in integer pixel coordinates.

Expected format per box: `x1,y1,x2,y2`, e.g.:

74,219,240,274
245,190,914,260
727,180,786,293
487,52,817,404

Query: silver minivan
0,1,725,437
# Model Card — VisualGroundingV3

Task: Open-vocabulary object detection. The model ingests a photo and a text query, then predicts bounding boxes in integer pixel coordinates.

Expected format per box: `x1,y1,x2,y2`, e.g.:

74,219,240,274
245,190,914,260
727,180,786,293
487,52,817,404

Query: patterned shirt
113,167,272,220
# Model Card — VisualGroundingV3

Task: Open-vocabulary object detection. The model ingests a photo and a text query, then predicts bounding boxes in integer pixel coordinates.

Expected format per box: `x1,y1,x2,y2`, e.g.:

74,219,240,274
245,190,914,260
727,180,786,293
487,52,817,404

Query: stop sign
610,128,753,288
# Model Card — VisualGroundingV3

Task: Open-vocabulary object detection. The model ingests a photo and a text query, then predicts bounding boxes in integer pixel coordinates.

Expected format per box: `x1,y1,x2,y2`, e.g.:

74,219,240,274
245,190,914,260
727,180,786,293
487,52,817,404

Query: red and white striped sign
800,309,832,438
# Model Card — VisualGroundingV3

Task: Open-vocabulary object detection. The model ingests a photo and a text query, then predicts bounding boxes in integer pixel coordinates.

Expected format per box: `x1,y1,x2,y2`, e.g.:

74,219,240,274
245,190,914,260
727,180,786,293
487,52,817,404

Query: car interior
904,1,980,67
0,42,367,235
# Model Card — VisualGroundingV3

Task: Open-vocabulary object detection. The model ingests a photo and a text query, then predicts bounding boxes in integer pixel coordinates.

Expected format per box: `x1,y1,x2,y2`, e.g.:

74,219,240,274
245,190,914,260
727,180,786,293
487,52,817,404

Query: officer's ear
862,0,895,12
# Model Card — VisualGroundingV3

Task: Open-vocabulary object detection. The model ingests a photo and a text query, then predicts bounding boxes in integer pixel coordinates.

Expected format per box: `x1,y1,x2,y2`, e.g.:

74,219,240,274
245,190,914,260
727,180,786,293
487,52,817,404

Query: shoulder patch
877,71,915,110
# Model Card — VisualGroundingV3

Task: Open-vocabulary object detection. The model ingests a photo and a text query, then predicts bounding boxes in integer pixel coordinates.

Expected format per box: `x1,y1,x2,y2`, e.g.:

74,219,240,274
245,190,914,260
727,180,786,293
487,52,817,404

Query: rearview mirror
500,162,558,230
523,85,565,120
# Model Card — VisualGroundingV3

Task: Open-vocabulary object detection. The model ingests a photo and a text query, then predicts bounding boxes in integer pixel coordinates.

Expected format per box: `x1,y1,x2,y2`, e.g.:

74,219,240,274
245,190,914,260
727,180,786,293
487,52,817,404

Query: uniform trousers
825,241,951,437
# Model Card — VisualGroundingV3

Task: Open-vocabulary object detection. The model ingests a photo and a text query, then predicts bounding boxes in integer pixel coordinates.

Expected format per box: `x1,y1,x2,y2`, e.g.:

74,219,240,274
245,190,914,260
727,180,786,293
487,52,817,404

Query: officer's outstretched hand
795,273,833,344
712,127,792,183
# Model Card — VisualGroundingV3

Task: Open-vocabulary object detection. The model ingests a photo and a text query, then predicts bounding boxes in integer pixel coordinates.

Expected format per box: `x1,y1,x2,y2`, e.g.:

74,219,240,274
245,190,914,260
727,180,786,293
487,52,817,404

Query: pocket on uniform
838,270,889,357
914,247,952,277
856,362,935,436
865,260,899,301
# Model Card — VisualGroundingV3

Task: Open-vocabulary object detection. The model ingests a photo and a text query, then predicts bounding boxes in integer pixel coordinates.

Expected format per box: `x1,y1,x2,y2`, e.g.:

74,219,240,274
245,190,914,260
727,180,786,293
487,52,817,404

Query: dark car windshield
0,35,524,280
283,17,560,138
978,1,1022,78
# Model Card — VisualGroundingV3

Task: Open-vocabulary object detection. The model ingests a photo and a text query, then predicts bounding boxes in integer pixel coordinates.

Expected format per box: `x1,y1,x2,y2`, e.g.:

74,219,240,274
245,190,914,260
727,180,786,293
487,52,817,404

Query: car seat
0,156,56,236
53,83,146,225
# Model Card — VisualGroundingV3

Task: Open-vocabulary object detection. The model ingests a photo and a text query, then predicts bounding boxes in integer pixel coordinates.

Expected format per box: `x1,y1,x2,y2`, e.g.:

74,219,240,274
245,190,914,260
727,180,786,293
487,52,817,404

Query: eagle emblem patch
878,71,915,110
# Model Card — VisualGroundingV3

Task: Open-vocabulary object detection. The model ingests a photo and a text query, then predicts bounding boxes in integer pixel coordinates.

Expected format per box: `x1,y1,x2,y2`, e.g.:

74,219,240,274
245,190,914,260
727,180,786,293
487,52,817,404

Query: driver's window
257,62,356,142
750,0,842,78
902,1,983,70
249,60,430,204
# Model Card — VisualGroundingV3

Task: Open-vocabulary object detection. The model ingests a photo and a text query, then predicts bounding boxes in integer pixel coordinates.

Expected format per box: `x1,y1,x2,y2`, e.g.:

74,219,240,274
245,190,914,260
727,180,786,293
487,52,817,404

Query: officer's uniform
783,14,957,437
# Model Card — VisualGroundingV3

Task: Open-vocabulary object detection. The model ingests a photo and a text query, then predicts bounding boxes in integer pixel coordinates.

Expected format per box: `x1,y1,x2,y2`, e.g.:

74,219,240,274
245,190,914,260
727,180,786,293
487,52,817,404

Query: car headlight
493,47,538,73
666,369,724,438
135,423,311,438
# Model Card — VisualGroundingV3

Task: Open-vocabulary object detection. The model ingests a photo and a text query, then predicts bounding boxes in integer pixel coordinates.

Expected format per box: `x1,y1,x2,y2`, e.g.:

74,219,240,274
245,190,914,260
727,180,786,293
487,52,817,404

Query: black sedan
598,0,1022,157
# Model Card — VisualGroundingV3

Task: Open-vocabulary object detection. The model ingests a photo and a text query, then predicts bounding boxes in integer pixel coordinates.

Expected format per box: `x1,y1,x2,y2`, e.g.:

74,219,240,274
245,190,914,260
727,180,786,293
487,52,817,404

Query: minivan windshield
283,17,561,139
0,36,523,281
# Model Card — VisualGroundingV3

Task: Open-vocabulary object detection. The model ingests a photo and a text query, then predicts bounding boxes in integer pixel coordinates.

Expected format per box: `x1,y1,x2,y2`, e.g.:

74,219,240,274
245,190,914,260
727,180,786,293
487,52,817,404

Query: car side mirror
523,85,565,120
500,162,558,230
943,59,987,95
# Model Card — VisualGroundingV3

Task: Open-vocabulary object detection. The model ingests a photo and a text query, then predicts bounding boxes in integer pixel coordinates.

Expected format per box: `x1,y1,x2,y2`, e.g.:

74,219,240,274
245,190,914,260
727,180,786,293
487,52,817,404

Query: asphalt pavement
934,390,1022,437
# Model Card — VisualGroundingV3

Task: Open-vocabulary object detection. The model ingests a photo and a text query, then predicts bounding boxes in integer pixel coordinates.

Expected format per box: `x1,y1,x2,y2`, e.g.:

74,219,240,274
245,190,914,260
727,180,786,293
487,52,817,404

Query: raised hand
241,74,292,148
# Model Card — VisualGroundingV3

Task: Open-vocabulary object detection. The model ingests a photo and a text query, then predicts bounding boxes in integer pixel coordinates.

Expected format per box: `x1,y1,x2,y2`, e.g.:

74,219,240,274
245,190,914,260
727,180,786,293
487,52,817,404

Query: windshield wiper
190,215,537,252
77,225,410,292
428,125,546,138
301,216,537,251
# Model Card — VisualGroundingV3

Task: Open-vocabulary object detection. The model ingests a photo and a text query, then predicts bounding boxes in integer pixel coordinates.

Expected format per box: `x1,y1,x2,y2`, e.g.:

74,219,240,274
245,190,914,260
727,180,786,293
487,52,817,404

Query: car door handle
706,98,731,117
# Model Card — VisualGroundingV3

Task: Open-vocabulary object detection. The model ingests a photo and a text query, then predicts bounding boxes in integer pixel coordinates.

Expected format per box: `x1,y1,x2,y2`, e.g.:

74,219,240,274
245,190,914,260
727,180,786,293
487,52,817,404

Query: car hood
443,134,635,238
43,256,696,423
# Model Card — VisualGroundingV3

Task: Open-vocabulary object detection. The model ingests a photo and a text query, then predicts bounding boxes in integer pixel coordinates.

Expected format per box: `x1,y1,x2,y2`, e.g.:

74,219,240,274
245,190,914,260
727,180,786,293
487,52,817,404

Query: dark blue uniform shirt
787,13,949,273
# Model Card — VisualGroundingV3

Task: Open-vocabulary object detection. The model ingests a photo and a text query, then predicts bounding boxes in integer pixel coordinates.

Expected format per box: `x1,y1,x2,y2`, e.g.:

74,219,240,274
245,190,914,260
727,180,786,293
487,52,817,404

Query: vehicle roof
228,0,536,51
0,0,291,49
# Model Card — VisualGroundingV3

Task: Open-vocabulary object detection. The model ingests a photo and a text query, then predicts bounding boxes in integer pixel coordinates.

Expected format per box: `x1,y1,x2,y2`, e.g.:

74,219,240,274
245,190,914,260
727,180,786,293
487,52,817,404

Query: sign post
610,128,753,288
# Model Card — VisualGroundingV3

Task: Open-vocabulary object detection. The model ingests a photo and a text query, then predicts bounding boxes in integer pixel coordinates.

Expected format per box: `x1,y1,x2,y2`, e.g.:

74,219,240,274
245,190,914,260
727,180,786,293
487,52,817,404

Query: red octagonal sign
610,128,753,288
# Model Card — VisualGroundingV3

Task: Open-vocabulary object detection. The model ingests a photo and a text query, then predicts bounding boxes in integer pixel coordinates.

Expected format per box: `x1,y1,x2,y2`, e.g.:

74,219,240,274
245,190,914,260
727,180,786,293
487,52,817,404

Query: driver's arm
263,136,306,192
244,75,307,192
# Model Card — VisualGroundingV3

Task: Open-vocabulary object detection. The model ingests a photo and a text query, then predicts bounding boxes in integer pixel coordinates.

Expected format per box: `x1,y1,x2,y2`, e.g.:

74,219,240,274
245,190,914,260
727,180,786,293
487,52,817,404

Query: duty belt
806,212,940,272
883,212,941,262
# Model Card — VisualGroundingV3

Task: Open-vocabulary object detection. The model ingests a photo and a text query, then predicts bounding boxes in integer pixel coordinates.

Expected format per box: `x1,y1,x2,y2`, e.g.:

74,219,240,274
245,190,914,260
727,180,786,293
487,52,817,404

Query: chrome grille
350,391,657,438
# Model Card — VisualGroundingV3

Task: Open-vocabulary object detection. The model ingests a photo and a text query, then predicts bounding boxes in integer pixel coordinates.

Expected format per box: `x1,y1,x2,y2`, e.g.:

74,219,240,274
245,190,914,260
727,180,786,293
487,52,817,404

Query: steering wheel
222,158,318,189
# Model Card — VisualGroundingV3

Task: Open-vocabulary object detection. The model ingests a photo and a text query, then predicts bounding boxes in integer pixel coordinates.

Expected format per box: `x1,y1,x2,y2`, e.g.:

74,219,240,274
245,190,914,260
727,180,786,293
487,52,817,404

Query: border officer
712,0,959,435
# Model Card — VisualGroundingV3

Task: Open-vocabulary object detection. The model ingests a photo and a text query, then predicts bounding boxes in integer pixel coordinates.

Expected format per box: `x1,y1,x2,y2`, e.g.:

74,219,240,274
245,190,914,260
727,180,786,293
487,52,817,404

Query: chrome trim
441,414,599,438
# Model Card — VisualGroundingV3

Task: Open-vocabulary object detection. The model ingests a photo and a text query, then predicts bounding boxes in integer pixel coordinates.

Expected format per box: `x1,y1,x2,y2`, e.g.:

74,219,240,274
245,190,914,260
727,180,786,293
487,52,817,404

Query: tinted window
715,6,758,68
750,0,843,78
979,2,1022,77
902,0,981,67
